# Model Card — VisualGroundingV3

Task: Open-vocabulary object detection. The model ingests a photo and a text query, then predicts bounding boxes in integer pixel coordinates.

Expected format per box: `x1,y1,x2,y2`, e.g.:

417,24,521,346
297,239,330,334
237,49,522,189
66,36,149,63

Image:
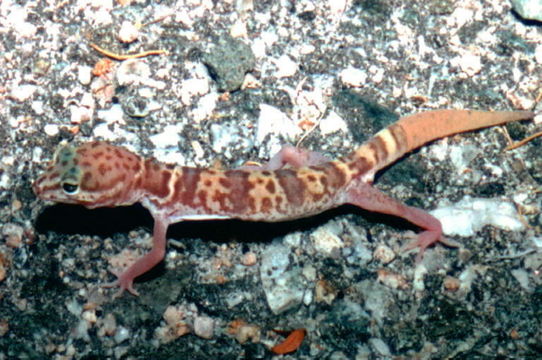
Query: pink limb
103,216,168,297
240,145,330,170
344,181,456,262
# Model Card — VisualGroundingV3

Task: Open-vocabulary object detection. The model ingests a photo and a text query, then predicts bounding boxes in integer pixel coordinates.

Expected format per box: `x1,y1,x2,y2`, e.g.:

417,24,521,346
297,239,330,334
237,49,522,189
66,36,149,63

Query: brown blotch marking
257,178,265,185
98,163,107,176
105,155,112,161
61,160,68,167
321,162,347,189
212,190,230,211
261,197,272,213
93,151,104,160
165,163,176,170
388,124,408,152
347,157,372,177
197,189,208,208
153,163,160,172
265,179,276,194
81,161,91,168
134,176,143,189
224,170,251,213
159,170,172,197
133,162,141,172
178,167,203,206
123,163,131,171
307,174,317,182
91,142,101,148
275,195,284,212
80,172,93,190
248,197,256,213
114,148,124,159
204,179,212,187
219,177,231,188
261,171,272,176
47,171,60,181
276,169,304,207
114,161,121,170
367,142,381,164
373,135,388,162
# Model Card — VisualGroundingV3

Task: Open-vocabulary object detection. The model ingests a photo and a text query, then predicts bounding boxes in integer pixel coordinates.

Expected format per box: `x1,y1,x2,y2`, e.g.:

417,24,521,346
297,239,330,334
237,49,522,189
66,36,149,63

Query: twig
505,131,542,151
89,43,167,61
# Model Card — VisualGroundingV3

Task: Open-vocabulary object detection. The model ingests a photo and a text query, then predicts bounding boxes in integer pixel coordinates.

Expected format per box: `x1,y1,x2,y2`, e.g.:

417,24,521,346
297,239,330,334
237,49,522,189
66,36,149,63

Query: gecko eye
62,182,79,194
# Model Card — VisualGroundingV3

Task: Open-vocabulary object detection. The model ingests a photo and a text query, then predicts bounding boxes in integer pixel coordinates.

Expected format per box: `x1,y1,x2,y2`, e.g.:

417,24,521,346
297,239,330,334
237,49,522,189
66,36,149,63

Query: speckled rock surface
0,0,541,359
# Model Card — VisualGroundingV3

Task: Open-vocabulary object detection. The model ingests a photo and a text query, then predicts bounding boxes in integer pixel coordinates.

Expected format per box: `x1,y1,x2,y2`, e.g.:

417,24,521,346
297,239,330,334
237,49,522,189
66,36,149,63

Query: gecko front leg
104,215,168,297
344,181,457,262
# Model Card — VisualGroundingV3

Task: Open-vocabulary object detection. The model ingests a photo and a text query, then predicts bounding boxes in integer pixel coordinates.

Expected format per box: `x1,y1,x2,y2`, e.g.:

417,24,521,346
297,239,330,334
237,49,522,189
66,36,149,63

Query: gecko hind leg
344,181,457,262
241,145,330,170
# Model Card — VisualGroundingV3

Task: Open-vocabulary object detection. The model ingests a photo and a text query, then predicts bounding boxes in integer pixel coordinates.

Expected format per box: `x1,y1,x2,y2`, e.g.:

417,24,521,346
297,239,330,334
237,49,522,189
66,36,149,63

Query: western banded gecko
33,109,533,296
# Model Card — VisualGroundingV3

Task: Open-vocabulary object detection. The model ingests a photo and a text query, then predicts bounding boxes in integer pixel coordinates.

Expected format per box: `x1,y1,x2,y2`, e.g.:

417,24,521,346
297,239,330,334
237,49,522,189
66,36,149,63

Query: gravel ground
1,0,541,359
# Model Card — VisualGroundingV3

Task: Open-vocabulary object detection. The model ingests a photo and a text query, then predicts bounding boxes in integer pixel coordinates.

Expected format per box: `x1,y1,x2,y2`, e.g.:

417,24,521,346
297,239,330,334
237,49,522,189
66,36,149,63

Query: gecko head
33,141,144,208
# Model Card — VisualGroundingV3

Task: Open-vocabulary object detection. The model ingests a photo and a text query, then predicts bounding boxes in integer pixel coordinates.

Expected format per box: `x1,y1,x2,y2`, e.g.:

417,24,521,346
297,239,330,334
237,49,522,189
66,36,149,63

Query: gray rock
203,36,255,92
511,0,542,21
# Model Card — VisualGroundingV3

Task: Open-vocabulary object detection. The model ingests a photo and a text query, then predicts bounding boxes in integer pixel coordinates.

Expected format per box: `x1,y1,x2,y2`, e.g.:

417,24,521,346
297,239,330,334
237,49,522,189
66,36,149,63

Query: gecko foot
400,230,461,263
102,269,140,297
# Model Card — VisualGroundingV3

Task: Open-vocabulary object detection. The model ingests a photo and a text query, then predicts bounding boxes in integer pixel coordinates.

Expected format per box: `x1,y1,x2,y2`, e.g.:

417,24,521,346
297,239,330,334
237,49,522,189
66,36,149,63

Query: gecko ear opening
62,182,79,194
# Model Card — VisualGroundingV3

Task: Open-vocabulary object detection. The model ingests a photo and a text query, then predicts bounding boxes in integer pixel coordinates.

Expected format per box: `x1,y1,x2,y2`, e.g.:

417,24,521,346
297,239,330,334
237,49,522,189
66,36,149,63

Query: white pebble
31,101,45,115
451,52,481,77
11,84,36,102
274,55,298,78
44,124,59,136
256,104,301,144
319,111,347,135
114,326,130,344
78,65,93,85
339,66,367,87
194,316,214,339
431,197,525,237
118,21,139,43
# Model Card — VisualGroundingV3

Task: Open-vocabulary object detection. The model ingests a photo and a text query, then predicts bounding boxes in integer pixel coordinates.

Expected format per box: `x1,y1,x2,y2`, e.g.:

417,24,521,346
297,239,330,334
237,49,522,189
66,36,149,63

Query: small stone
339,66,367,87
451,52,481,77
237,324,260,344
373,245,395,264
78,65,92,85
319,111,347,135
0,253,7,282
203,36,256,92
3,223,23,248
256,104,302,144
274,55,297,78
511,0,542,22
114,326,130,344
443,276,460,292
315,279,337,305
260,244,304,314
10,84,36,102
194,316,214,339
44,124,59,136
377,269,408,290
70,105,93,124
118,21,139,43
0,319,9,337
311,226,344,256
116,59,150,86
241,252,257,266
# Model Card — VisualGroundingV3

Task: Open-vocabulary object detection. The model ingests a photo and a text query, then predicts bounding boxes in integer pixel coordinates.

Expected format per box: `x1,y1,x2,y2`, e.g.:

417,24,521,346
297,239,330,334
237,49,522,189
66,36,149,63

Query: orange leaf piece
271,328,306,355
